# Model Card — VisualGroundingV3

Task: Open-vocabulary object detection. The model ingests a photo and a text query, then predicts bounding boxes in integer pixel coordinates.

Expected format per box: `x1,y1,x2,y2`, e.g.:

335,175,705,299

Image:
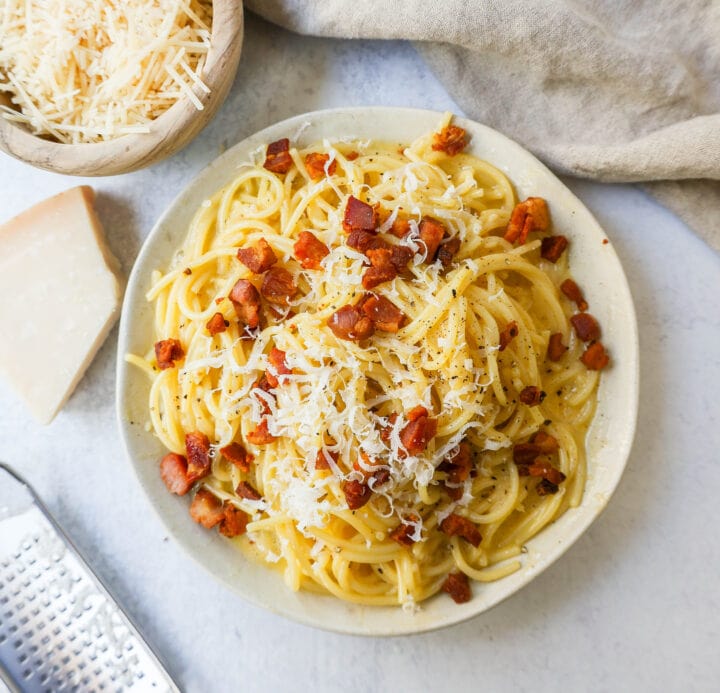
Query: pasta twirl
129,115,605,607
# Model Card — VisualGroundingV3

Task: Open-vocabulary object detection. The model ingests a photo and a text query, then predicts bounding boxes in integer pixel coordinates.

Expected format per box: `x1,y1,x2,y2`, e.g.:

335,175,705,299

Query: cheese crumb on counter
0,186,123,424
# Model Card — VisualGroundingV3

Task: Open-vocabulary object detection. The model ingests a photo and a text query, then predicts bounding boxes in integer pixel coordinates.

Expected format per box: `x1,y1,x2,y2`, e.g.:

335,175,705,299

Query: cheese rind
0,186,123,424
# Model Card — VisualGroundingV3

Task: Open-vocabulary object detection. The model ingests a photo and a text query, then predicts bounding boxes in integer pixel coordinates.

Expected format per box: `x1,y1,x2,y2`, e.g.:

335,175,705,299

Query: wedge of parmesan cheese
0,187,123,424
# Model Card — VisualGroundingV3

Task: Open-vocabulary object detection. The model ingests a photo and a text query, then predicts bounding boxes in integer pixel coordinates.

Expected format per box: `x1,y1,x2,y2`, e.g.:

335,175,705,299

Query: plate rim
115,106,639,636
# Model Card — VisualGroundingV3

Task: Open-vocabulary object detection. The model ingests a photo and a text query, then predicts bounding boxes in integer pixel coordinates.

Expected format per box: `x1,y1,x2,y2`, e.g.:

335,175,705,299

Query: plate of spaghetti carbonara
117,108,638,634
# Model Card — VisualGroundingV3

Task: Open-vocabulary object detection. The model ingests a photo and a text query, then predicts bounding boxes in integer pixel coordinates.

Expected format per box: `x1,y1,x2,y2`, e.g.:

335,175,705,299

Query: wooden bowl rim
0,0,244,176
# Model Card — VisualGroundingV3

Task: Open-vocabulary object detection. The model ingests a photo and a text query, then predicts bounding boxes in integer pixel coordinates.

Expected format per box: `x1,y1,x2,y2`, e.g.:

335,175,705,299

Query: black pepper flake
452,289,457,298
543,419,552,426
537,479,559,496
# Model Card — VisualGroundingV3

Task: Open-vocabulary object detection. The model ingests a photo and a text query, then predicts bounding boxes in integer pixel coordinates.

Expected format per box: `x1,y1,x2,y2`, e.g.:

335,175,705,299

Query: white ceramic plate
116,107,639,636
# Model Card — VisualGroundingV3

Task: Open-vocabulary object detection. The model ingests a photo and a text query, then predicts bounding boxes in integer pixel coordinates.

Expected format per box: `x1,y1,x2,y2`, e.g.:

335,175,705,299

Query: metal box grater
0,463,180,693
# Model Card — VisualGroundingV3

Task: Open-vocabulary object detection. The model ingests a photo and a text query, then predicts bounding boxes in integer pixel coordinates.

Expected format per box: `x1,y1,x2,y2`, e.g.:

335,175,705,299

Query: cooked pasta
128,114,607,607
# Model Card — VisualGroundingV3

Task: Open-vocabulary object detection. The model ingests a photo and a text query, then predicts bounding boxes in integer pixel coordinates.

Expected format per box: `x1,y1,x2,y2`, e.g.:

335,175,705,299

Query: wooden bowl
0,1,244,176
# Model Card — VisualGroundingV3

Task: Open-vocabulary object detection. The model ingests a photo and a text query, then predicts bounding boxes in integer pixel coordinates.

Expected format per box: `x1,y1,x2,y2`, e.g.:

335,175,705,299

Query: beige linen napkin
246,0,720,251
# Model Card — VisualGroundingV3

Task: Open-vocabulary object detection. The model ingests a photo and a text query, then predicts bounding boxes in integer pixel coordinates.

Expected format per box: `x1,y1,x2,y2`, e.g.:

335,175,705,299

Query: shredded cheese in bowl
0,0,213,144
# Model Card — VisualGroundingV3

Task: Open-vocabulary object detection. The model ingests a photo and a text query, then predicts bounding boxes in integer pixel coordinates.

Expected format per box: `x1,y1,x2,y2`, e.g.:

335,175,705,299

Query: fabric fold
246,0,720,250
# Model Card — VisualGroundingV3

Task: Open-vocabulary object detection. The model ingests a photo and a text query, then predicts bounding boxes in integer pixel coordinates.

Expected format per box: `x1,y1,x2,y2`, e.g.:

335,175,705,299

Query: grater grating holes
1,467,180,692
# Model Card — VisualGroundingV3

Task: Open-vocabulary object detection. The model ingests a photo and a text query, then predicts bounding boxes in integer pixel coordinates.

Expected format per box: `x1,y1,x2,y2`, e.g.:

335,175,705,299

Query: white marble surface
1,13,719,693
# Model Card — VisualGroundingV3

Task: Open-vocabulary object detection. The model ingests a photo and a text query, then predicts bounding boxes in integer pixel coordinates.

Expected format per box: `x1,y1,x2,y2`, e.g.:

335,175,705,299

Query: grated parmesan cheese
0,0,212,143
